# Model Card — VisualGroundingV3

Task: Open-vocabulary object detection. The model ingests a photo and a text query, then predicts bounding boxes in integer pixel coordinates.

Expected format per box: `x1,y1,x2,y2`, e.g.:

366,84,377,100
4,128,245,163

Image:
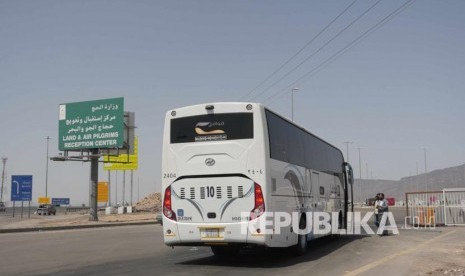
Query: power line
264,0,416,105
250,0,383,102
238,0,359,101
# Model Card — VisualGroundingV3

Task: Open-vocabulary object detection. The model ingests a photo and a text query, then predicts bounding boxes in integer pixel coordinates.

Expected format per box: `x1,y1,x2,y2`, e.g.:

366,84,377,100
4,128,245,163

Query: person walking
377,193,389,236
374,193,381,227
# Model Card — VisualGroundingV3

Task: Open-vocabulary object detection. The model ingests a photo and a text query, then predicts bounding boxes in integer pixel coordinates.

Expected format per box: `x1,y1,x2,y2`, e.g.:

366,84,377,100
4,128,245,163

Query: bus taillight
250,183,265,220
163,186,176,221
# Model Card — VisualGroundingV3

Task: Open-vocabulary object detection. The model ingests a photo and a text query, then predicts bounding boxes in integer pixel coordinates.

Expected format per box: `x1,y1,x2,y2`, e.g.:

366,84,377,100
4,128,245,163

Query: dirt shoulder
344,227,465,276
0,212,158,230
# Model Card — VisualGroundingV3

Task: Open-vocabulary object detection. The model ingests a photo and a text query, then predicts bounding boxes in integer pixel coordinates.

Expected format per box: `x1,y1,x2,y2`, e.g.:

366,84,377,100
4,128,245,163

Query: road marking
344,230,456,276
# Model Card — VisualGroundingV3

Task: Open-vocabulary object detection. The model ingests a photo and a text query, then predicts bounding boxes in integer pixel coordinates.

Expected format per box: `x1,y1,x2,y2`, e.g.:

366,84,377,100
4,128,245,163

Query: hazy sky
1,0,464,205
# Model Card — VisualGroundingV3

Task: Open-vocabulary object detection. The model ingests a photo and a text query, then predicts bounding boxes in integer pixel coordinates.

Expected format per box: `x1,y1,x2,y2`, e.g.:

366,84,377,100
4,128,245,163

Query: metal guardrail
65,207,90,214
65,207,108,214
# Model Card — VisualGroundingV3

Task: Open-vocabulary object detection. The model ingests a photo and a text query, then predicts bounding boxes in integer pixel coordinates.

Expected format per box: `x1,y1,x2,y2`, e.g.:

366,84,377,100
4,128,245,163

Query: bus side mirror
348,167,354,185
344,162,354,185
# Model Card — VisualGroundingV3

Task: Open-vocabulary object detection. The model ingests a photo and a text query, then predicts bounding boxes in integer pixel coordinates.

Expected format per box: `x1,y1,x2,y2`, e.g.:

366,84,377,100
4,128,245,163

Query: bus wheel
294,216,308,256
338,211,343,229
331,211,344,239
211,246,240,257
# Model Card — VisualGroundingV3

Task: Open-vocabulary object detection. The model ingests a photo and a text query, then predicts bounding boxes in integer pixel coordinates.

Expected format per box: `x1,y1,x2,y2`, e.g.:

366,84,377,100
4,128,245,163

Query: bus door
311,171,324,212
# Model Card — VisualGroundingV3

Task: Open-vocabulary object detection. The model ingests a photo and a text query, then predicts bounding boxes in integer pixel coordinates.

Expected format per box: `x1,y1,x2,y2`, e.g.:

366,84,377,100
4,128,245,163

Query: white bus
162,102,354,255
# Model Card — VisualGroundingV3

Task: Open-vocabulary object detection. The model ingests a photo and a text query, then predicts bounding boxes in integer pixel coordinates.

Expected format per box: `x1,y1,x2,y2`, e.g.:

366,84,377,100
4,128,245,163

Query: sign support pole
12,201,15,218
115,171,118,206
130,170,133,206
108,170,111,207
89,149,99,221
21,201,24,219
28,201,31,218
123,170,126,206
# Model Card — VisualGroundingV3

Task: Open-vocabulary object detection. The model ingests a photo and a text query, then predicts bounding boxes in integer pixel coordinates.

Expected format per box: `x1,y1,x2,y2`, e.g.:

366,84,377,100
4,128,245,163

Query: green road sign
58,98,124,151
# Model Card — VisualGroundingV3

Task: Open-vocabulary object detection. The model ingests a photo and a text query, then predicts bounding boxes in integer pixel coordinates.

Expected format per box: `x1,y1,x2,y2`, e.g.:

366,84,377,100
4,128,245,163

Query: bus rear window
171,113,253,143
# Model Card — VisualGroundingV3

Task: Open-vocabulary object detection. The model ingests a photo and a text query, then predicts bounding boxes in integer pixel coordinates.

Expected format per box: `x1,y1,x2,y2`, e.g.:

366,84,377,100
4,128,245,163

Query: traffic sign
52,198,70,205
98,182,109,202
58,98,124,151
104,136,139,170
11,175,33,201
38,197,51,204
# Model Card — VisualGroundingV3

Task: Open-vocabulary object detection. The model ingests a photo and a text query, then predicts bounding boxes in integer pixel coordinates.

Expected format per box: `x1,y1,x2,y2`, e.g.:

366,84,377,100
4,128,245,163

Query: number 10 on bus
204,186,215,198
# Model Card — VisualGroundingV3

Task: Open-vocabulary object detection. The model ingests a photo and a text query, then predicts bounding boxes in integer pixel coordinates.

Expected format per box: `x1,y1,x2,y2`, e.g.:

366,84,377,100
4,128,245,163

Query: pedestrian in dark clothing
377,193,389,236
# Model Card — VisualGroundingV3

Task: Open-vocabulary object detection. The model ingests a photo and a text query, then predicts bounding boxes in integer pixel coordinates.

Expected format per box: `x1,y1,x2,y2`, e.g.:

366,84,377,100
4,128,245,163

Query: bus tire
331,211,344,239
294,216,308,256
338,211,343,229
211,246,240,257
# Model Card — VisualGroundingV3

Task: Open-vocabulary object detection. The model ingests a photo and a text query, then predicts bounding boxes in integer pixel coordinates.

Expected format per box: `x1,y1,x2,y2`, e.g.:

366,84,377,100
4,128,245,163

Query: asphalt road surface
0,224,464,276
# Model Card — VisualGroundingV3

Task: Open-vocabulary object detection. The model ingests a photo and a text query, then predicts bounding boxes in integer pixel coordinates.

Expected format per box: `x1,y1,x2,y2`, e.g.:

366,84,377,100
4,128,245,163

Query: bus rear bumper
163,220,267,247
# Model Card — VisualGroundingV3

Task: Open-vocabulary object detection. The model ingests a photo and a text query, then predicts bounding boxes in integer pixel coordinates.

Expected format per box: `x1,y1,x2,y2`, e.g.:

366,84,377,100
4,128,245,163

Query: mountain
353,163,465,203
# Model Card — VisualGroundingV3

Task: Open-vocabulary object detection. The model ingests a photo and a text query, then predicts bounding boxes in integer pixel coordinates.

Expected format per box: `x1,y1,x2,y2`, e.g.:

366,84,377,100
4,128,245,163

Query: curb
0,220,161,234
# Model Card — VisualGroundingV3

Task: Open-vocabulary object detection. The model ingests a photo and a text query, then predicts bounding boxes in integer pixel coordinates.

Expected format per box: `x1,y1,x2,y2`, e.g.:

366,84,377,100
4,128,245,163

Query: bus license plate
202,228,220,238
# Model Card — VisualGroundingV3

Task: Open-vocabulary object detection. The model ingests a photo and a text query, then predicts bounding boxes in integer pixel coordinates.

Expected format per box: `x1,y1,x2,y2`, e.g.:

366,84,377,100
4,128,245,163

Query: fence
406,188,465,227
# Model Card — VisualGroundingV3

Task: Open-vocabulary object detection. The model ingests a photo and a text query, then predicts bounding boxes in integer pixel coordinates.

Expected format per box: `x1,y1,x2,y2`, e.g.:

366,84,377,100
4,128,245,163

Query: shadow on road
178,235,368,268
35,234,369,275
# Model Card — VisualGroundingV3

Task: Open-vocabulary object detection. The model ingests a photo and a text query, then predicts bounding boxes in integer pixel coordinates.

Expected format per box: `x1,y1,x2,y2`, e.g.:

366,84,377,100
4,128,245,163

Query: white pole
291,88,299,121
45,136,50,198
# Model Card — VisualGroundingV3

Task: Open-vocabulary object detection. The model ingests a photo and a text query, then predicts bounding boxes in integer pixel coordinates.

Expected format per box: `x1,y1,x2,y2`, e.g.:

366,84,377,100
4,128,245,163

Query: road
0,224,464,276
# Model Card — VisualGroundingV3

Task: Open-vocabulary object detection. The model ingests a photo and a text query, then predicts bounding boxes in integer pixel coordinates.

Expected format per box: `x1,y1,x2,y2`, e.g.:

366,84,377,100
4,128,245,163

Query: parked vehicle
37,204,56,215
386,197,396,206
161,102,354,256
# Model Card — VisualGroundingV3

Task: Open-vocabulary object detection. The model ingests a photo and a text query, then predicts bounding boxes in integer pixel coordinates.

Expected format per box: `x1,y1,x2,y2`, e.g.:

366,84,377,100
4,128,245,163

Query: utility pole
342,142,353,162
1,157,7,202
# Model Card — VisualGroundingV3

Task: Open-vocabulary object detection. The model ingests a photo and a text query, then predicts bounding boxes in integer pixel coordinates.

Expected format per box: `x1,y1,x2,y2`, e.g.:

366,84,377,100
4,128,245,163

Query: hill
353,163,465,203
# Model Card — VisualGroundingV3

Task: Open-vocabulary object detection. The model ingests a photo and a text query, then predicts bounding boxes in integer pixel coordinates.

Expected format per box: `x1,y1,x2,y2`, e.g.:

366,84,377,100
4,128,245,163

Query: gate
406,191,444,226
406,188,465,226
443,188,465,226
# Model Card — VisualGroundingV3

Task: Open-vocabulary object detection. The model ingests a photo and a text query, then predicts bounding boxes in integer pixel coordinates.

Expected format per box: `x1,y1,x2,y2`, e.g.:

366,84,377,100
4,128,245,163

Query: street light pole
1,157,7,202
291,88,299,122
45,136,50,198
423,148,428,192
416,161,419,192
342,141,353,162
358,147,362,204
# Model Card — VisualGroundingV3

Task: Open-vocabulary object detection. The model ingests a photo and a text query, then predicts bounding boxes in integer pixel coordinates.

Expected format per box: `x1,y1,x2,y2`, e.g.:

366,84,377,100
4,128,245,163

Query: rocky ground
134,192,162,212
